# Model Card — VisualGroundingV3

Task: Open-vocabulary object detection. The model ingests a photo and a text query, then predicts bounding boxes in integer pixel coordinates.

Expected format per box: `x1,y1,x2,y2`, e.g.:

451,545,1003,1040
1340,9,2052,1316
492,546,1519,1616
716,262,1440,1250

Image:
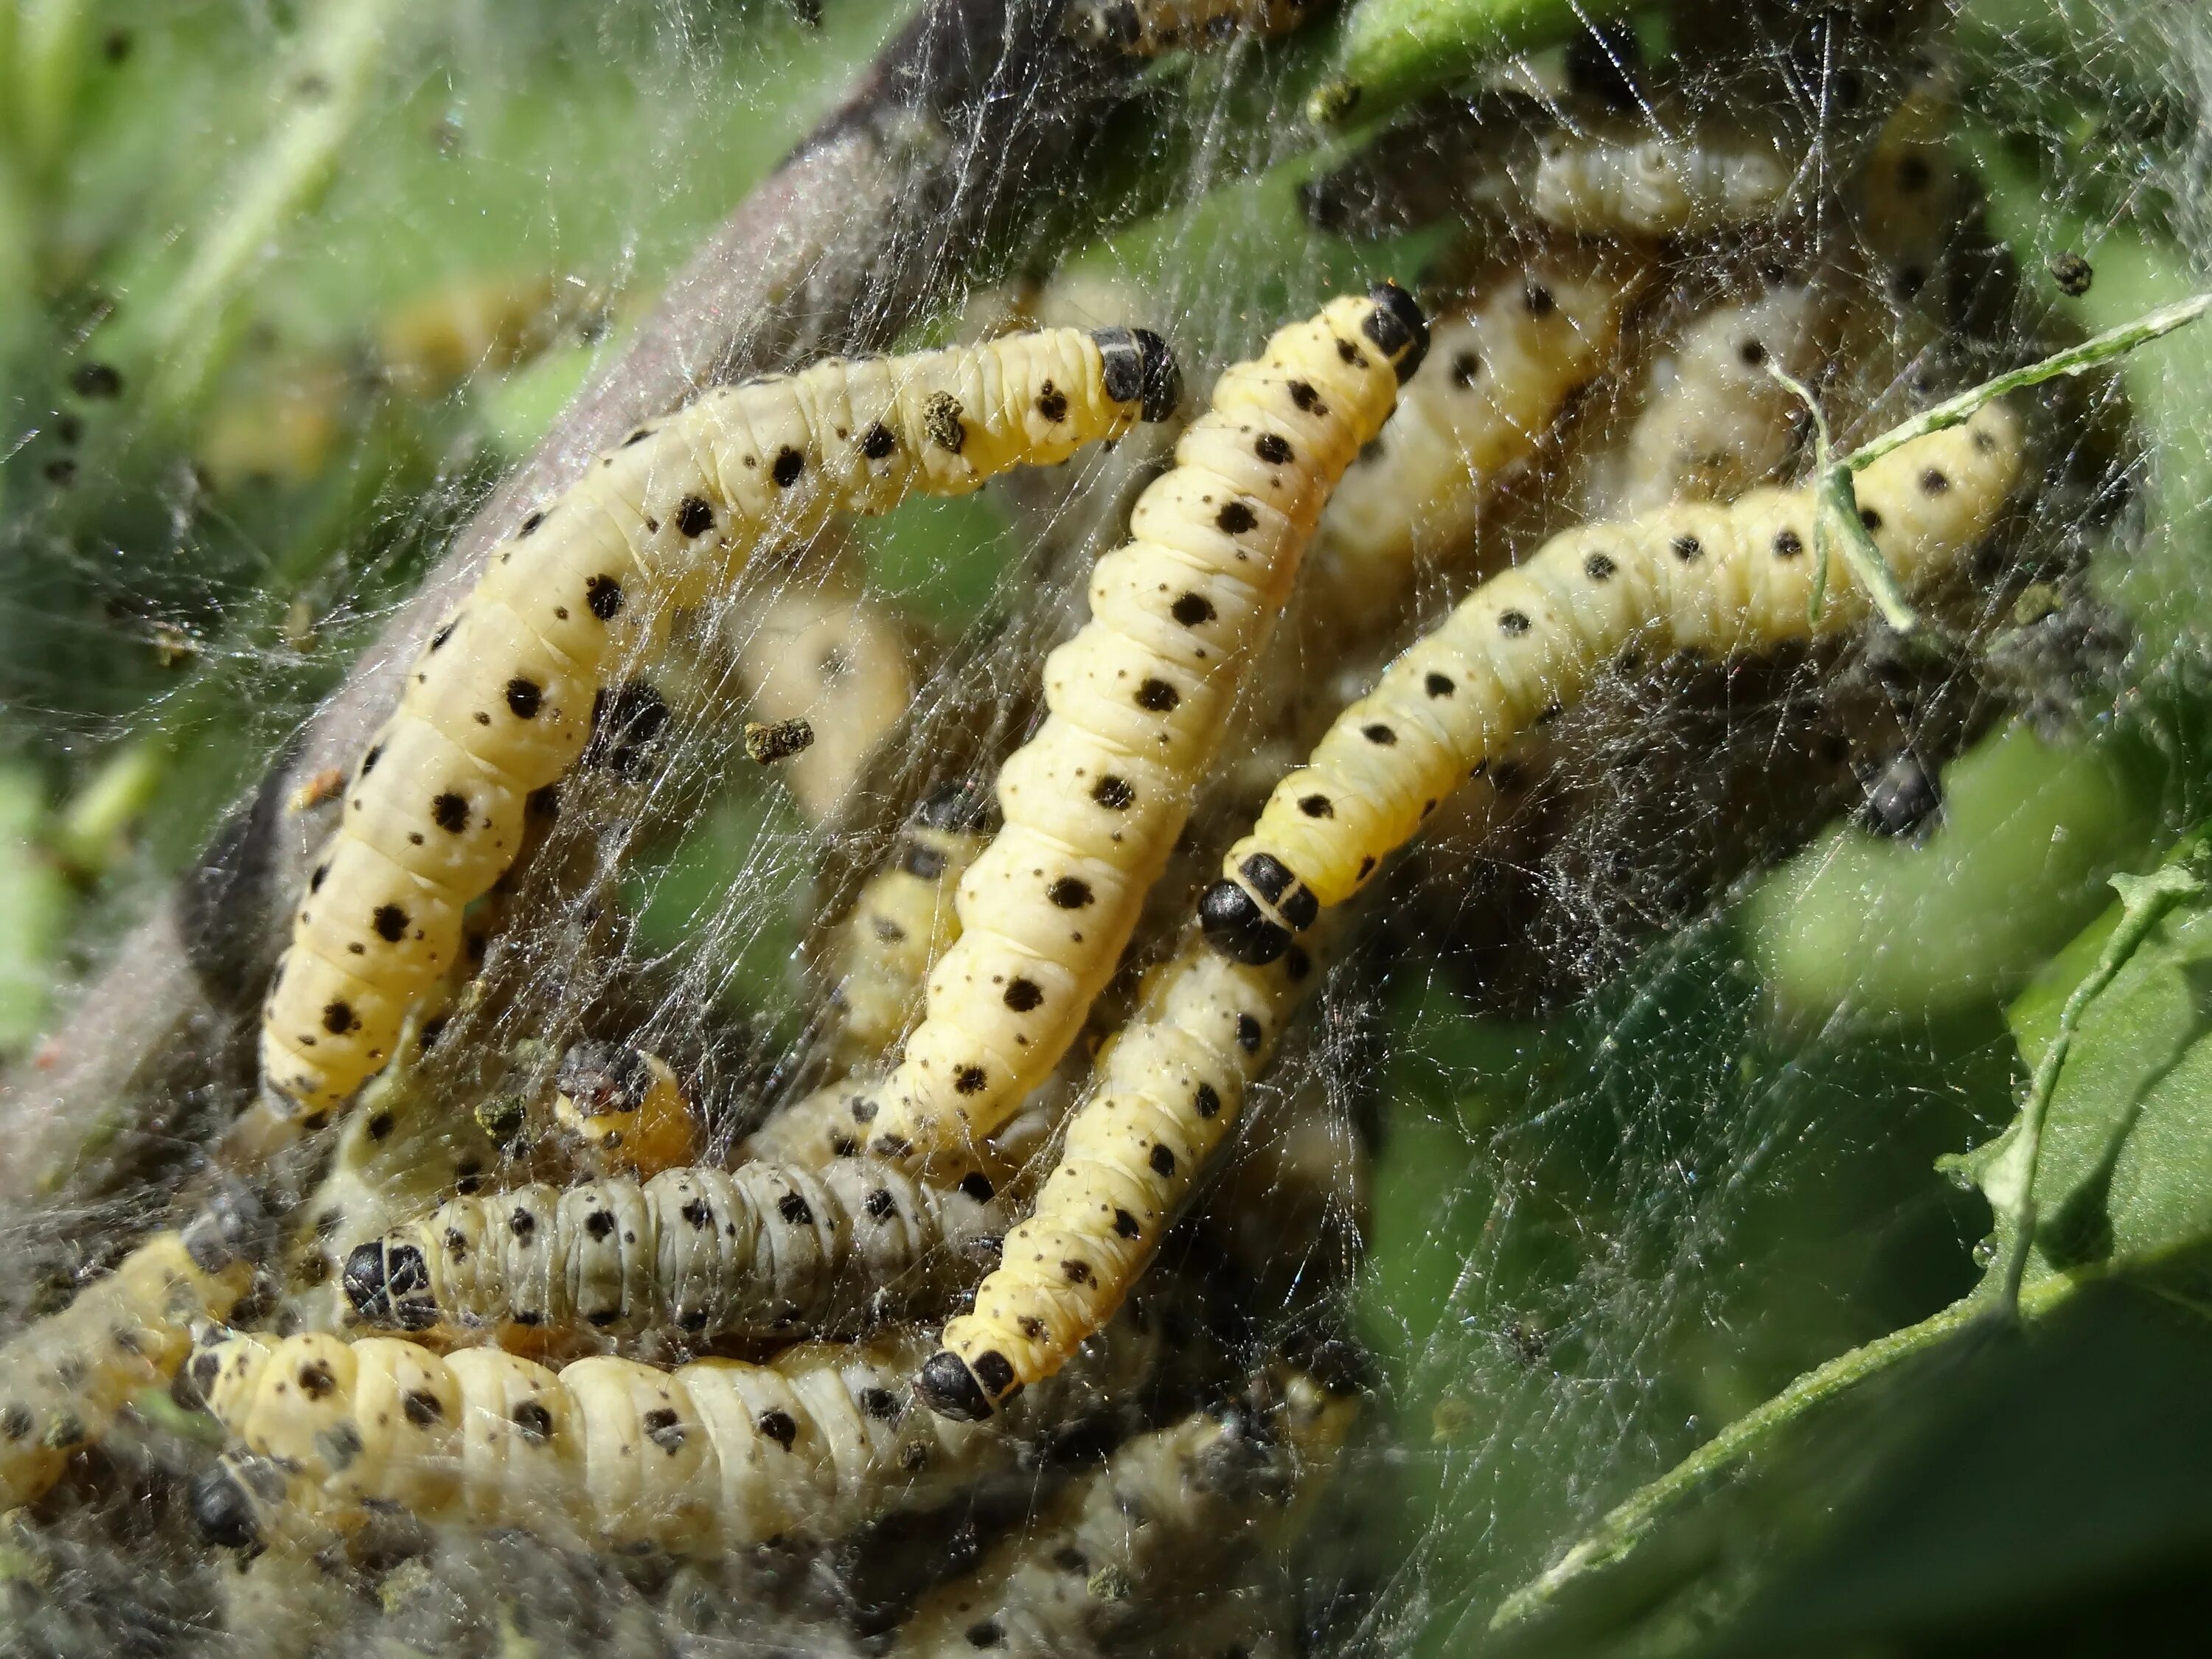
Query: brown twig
0,0,1151,1208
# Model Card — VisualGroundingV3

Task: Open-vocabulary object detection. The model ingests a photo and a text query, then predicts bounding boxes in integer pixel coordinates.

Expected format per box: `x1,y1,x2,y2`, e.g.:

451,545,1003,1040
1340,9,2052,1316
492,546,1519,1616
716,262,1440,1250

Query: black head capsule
1093,327,1183,422
917,778,996,835
344,1241,437,1329
189,1461,263,1549
1200,879,1293,965
917,1350,998,1422
1363,281,1430,381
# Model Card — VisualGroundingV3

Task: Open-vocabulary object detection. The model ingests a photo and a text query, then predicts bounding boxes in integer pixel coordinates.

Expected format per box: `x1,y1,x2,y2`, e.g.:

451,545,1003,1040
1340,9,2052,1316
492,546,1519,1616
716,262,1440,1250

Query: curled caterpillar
920,923,1332,1417
893,1368,1356,1655
1065,0,1320,55
262,326,1181,1119
551,1040,699,1176
1610,276,1836,512
0,1195,257,1506
852,287,1427,1170
1303,246,1640,639
823,782,996,1075
1202,402,2025,965
341,1158,1005,1341
187,1317,1157,1554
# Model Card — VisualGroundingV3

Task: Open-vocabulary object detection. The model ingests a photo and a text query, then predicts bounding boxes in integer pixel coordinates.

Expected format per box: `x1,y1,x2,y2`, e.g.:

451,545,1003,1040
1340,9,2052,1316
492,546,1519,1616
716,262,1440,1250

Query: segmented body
262,327,1178,1118
1530,122,1796,236
850,288,1427,1170
187,1319,1155,1554
1202,404,2023,961
343,1160,1004,1342
0,1215,254,1506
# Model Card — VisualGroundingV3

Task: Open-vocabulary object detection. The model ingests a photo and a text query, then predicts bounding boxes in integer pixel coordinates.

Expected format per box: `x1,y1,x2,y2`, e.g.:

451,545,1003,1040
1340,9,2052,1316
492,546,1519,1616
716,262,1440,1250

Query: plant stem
1765,362,1919,634
1304,0,1632,127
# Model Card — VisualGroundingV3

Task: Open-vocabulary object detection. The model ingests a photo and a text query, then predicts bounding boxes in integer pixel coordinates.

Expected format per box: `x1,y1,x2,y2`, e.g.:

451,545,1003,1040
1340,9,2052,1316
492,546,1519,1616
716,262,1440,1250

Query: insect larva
1303,248,1639,638
262,325,1181,1119
1201,403,2025,965
854,287,1428,1169
187,1316,1158,1554
1851,79,1970,304
550,1041,699,1177
0,1197,256,1506
1610,278,1836,512
892,1368,1356,1655
341,1158,1004,1342
1528,121,1796,237
1064,0,1318,55
919,923,1329,1418
821,782,996,1076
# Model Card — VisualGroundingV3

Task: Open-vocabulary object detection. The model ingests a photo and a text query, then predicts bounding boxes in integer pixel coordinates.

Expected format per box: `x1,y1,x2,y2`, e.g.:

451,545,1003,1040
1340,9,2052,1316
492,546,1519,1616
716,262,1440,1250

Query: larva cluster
1200,403,2025,964
921,928,1329,1417
892,1368,1356,1655
849,288,1428,1170
262,326,1180,1119
0,1198,257,1506
1303,247,1641,639
342,1158,1004,1343
187,1318,1157,1554
1065,0,1318,55
824,783,995,1074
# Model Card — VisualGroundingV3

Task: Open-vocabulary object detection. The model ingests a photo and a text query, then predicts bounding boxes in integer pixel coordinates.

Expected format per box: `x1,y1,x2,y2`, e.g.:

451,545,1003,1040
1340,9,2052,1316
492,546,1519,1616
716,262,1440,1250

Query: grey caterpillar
261,327,1180,1120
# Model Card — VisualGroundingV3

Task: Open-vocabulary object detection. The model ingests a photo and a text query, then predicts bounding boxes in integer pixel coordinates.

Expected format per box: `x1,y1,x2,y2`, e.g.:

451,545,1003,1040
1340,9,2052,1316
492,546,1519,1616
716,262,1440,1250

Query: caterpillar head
190,1451,290,1550
342,1238,438,1330
1363,280,1431,382
916,1347,1021,1422
1091,327,1183,423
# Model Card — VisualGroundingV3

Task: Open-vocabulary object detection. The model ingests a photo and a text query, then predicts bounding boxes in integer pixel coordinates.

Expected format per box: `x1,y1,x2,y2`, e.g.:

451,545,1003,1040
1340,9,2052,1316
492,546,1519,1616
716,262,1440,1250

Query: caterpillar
341,1158,1005,1342
1528,119,1797,237
1301,246,1640,639
892,1368,1356,1655
1609,277,1836,512
550,1040,700,1177
919,921,1332,1417
261,325,1181,1119
849,287,1428,1171
187,1316,1158,1554
0,1195,257,1506
823,782,996,1076
1201,402,2025,964
1064,0,1320,55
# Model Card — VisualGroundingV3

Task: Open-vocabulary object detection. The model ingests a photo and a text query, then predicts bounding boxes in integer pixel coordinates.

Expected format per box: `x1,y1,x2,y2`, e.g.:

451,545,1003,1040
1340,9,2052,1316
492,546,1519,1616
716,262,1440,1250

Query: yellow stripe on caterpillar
186,1315,1158,1554
852,286,1428,1172
1199,401,2025,966
261,326,1180,1119
342,1158,1005,1343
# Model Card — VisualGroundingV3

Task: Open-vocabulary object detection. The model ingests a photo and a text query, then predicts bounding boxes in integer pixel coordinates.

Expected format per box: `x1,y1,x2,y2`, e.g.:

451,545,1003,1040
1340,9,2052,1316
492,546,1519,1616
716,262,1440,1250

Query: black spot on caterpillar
187,1314,1160,1554
1201,403,2024,968
855,288,1425,1170
0,1201,257,1506
343,1162,1004,1341
261,327,1180,1117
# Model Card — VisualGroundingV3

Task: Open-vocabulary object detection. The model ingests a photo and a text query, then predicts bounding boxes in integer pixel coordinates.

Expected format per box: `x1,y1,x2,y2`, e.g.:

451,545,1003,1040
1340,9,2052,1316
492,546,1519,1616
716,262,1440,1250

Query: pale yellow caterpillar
1529,120,1798,237
919,922,1331,1417
892,1368,1356,1655
0,1197,257,1506
1302,248,1639,639
261,326,1180,1119
1610,278,1837,512
1201,403,2025,964
341,1156,1005,1342
186,1317,1157,1554
824,782,995,1075
850,287,1427,1170
1065,0,1320,55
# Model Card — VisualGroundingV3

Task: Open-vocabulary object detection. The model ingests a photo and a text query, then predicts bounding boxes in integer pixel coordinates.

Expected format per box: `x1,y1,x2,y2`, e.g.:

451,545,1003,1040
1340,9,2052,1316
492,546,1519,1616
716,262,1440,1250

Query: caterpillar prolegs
262,326,1180,1119
1202,403,2025,964
850,287,1429,1172
187,1316,1158,1554
342,1158,1004,1343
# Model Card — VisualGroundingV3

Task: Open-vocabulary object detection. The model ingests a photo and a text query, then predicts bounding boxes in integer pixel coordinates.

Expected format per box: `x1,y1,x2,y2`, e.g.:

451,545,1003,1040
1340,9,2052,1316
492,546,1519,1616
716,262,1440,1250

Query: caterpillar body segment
1305,248,1641,638
0,1205,256,1506
921,925,1330,1419
857,287,1430,1172
187,1318,1158,1554
1065,0,1320,55
893,1370,1356,1655
1202,403,2025,965
1528,122,1797,237
551,1042,699,1176
824,784,996,1075
261,327,1183,1119
342,1159,1006,1342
